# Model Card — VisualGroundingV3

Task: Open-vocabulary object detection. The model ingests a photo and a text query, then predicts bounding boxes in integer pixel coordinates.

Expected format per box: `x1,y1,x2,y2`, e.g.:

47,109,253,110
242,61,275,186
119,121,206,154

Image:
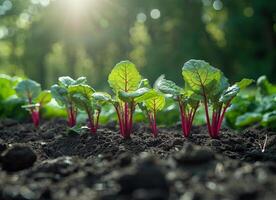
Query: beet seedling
182,59,253,138
51,76,87,127
68,84,109,134
156,75,199,137
15,79,51,127
108,60,150,139
138,88,166,137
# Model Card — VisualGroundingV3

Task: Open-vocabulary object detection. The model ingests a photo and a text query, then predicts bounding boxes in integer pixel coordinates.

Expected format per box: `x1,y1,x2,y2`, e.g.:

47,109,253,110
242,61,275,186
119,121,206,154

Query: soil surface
0,119,276,200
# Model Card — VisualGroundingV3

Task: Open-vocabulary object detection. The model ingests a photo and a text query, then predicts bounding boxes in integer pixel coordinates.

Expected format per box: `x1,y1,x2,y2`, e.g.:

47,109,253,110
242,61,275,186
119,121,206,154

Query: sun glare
60,0,99,29
65,0,91,15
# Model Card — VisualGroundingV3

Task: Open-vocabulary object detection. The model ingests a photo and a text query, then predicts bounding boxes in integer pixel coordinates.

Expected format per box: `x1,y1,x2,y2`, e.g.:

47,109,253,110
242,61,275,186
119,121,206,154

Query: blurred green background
0,0,275,90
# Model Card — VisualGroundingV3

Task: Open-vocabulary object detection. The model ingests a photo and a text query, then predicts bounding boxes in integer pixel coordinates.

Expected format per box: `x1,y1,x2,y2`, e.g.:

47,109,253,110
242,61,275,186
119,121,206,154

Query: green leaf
182,59,228,98
58,76,87,88
92,92,112,102
235,112,262,127
15,79,41,100
144,90,166,112
0,74,16,100
108,60,142,93
236,78,254,89
220,78,254,103
50,84,68,106
92,92,114,106
118,87,150,102
75,77,87,85
257,76,276,96
0,96,28,120
35,90,52,106
261,111,276,129
219,85,240,103
58,76,75,87
68,84,95,111
260,96,276,112
155,75,182,96
139,79,151,89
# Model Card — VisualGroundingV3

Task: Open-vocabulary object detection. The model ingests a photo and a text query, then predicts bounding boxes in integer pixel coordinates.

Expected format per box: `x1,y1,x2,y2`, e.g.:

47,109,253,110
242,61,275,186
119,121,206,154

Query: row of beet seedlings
14,59,253,139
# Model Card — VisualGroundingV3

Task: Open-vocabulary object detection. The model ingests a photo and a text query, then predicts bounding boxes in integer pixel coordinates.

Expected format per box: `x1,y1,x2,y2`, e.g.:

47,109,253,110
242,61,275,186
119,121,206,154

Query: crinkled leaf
118,87,150,102
75,77,87,85
155,75,182,96
35,90,51,106
50,84,68,106
92,92,112,102
59,76,87,88
235,112,262,127
108,60,141,93
68,84,95,111
219,85,240,103
257,76,276,96
182,59,228,99
260,96,276,112
261,111,276,129
15,79,41,100
225,95,256,127
59,76,75,87
220,79,254,103
92,92,114,106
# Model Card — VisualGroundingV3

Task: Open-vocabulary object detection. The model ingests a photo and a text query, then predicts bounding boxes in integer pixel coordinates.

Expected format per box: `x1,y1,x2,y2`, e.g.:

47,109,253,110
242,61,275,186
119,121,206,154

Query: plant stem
124,102,129,138
67,105,77,127
128,101,135,138
95,110,100,130
27,94,40,128
115,104,125,138
153,109,157,137
31,110,40,128
87,109,97,134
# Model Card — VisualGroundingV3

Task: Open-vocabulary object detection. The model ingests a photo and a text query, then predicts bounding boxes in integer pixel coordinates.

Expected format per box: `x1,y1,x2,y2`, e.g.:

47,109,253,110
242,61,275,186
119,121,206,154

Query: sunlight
60,0,99,29
65,0,91,14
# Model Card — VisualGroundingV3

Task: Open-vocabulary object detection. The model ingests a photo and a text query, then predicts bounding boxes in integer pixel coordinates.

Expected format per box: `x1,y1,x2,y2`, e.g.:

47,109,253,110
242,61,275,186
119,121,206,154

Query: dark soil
0,119,276,200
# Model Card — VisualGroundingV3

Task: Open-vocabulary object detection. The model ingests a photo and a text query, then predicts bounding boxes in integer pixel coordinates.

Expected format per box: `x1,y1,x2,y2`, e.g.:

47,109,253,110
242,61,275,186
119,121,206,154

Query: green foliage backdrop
0,0,275,89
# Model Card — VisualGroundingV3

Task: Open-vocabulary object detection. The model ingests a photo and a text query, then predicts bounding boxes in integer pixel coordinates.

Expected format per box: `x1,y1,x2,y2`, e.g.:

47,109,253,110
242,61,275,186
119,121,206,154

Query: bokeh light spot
3,0,12,10
0,26,8,39
213,0,223,11
150,9,161,19
243,7,254,17
137,12,147,23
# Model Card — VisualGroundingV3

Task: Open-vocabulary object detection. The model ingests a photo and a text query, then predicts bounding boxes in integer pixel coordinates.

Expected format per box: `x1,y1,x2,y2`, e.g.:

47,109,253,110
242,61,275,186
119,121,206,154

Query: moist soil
0,119,276,200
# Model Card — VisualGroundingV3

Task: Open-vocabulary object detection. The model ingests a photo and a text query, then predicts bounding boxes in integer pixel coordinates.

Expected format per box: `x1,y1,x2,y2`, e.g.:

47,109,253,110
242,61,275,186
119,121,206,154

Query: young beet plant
108,60,150,139
156,75,199,137
51,76,87,127
15,79,51,127
138,88,166,137
68,84,109,134
182,59,253,138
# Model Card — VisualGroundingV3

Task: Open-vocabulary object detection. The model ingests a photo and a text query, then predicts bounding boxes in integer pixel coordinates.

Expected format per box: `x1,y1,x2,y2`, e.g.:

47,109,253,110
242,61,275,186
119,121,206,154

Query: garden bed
0,119,276,200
